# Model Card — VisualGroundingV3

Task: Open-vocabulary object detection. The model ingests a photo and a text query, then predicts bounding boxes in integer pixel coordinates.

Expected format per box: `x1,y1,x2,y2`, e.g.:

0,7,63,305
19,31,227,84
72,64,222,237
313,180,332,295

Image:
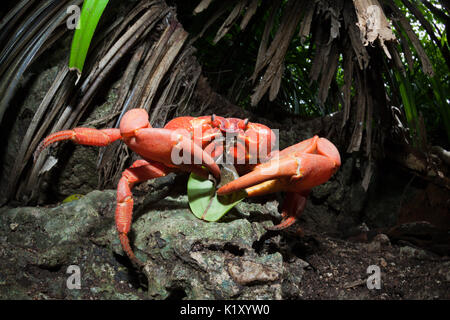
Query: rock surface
0,187,292,299
1,186,448,300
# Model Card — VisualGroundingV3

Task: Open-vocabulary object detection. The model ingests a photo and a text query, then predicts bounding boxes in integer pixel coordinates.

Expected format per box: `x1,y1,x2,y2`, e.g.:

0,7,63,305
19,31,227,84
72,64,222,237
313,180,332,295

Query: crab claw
34,128,122,162
217,136,340,196
217,136,340,230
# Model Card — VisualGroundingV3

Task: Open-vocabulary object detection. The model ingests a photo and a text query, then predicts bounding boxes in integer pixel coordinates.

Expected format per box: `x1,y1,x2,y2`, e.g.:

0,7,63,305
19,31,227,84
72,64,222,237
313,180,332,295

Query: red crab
35,108,340,267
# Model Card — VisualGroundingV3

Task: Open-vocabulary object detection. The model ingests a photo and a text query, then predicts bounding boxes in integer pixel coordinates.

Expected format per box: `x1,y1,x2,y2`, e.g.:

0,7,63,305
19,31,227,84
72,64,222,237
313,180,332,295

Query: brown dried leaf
194,0,213,14
347,69,367,153
252,0,282,82
251,0,304,105
141,26,189,110
298,2,315,44
344,0,370,69
386,2,434,76
353,0,396,58
269,61,283,101
318,44,340,104
213,0,248,44
341,43,354,129
240,0,259,31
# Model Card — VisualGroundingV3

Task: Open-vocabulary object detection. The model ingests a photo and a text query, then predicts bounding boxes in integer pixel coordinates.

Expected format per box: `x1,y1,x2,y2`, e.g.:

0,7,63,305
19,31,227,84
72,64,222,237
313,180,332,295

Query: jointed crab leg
217,137,340,196
125,127,220,179
217,152,337,196
217,136,340,230
264,192,308,231
116,159,174,267
34,109,222,267
34,108,341,267
34,128,122,160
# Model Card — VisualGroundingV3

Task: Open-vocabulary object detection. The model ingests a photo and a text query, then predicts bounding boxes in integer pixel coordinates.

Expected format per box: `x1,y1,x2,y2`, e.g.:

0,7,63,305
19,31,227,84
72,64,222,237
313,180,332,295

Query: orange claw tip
33,130,75,162
192,150,221,179
178,139,221,179
264,216,296,231
317,137,341,168
183,140,221,179
118,233,145,268
216,184,233,196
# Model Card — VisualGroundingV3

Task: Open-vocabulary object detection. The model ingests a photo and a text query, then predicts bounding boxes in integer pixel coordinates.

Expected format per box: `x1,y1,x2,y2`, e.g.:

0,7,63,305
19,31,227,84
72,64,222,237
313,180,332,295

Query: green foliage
187,173,246,222
430,75,450,143
392,0,450,146
280,38,326,116
393,70,422,146
62,194,84,203
69,0,109,74
183,0,448,146
184,1,324,118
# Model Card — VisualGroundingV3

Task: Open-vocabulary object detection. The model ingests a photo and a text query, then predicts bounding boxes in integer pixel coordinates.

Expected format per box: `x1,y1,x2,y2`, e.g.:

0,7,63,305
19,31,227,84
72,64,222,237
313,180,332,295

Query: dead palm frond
0,0,79,124
195,0,448,152
1,0,448,203
187,0,448,190
3,0,212,203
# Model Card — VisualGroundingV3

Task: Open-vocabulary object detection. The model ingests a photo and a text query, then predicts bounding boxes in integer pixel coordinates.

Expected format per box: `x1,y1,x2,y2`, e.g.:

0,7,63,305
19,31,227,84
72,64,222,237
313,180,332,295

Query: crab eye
238,118,249,130
211,114,221,127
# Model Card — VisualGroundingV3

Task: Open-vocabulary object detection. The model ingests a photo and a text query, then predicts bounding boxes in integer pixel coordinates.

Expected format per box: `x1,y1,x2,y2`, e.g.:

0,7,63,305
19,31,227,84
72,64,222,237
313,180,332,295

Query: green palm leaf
69,0,109,74
187,173,246,222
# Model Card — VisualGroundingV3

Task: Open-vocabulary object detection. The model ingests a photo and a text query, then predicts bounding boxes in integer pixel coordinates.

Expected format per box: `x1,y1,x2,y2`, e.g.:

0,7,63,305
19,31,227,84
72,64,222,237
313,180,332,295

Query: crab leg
34,128,121,160
217,137,340,230
127,127,221,179
118,108,221,179
116,159,174,267
264,192,308,231
216,153,332,196
217,137,340,196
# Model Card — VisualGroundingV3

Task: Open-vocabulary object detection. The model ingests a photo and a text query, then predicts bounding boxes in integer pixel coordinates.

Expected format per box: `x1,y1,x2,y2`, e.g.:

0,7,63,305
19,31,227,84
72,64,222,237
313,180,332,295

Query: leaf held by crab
187,173,246,222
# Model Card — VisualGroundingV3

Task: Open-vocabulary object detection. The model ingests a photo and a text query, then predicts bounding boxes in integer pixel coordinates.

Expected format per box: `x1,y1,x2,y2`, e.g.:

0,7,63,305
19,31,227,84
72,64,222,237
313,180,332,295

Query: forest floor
288,231,449,299
1,188,448,300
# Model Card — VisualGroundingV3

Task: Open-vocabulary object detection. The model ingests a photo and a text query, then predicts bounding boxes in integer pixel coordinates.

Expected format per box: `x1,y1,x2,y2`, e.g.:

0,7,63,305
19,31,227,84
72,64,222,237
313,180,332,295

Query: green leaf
187,173,246,222
394,70,421,145
69,0,109,74
62,194,84,203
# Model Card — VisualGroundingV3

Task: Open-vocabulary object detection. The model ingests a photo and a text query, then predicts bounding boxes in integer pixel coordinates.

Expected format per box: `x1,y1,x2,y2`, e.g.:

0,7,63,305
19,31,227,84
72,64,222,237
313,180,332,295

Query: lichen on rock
0,190,306,299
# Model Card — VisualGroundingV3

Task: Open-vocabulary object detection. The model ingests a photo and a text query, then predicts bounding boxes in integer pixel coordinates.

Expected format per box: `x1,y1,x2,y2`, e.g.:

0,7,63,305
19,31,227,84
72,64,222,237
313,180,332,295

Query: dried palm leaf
0,0,76,124
251,0,305,106
240,0,259,31
353,0,396,58
385,1,434,76
194,0,214,14
213,0,248,44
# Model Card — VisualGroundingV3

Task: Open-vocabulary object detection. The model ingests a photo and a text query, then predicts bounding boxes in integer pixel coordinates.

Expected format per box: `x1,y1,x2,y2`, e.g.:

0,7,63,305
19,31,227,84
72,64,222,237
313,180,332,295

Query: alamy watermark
66,265,81,290
66,5,81,30
366,265,381,290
